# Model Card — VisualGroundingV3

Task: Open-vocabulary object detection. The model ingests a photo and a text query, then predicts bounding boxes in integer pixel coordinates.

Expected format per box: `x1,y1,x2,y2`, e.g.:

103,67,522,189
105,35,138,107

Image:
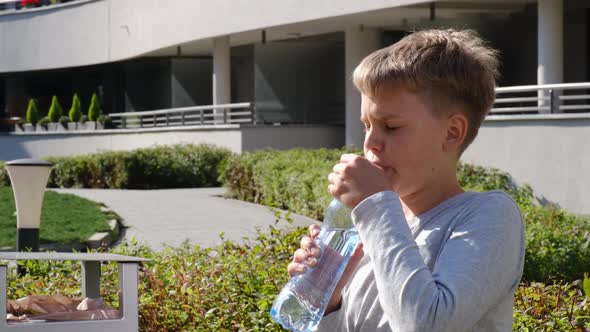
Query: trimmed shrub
68,94,82,122
48,95,63,123
219,148,590,283
44,144,233,189
87,93,102,121
220,148,358,220
25,99,39,124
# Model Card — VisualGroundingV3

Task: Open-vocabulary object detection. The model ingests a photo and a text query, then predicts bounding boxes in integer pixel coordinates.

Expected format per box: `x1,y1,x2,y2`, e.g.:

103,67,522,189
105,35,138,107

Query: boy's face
360,88,451,197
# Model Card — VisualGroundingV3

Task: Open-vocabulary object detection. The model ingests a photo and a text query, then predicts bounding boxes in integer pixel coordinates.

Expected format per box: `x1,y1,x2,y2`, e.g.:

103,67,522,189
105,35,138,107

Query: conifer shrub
87,93,102,121
68,94,82,122
48,95,63,123
25,99,39,124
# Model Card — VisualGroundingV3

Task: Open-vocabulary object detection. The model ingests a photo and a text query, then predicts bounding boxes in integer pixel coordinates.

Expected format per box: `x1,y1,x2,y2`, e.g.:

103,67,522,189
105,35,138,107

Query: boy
288,29,524,331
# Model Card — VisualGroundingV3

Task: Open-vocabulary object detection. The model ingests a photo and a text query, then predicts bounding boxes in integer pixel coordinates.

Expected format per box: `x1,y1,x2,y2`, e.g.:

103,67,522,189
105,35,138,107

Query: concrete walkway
51,188,317,251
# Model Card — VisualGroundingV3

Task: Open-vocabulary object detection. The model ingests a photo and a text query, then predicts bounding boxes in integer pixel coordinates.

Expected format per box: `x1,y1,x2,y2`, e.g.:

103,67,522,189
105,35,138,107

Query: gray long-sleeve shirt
317,190,525,332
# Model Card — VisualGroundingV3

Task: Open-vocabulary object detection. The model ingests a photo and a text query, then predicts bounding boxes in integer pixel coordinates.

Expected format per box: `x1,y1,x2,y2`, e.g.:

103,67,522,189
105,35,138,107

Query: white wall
0,0,430,73
0,125,344,160
242,125,343,151
462,115,590,216
0,126,243,160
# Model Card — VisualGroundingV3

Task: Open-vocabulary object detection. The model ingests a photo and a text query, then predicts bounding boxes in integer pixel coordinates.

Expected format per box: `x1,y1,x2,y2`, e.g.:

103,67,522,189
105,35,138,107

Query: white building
1,0,589,215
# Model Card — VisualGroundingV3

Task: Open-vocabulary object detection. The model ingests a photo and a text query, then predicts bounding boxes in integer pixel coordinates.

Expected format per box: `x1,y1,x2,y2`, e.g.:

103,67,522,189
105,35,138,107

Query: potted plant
96,114,111,130
68,94,82,130
36,116,50,132
59,116,69,132
14,119,26,133
47,95,64,131
86,93,102,130
24,99,39,132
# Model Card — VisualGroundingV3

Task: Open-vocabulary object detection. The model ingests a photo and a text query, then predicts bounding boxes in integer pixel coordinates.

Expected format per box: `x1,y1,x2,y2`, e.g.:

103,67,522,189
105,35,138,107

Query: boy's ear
443,112,468,153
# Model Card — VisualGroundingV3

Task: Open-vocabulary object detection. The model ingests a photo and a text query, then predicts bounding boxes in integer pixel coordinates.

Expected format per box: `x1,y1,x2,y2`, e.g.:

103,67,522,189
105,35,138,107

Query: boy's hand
328,153,391,209
287,224,364,315
288,225,322,277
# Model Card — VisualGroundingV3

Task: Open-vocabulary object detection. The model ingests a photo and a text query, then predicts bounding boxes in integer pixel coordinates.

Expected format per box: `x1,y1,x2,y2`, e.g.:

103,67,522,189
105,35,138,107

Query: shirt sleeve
351,190,524,332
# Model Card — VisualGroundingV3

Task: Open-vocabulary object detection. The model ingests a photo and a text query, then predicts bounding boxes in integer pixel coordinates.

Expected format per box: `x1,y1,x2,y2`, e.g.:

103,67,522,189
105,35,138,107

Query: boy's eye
386,126,398,131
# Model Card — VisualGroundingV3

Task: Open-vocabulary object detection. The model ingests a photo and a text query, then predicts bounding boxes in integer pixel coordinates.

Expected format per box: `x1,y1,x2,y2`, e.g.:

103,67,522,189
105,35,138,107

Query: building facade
1,0,589,215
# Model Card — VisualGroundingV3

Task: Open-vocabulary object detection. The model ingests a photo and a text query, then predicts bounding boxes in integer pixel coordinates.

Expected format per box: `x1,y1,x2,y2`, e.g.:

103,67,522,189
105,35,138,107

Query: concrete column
213,36,231,124
538,0,563,112
345,27,381,148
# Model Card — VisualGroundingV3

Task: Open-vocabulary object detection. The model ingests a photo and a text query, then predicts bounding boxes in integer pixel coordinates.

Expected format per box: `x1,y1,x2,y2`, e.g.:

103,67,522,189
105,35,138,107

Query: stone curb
87,219,121,250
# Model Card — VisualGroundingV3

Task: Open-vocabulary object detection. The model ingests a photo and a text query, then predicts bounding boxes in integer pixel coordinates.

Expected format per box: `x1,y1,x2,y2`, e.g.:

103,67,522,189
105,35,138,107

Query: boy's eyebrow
360,113,402,122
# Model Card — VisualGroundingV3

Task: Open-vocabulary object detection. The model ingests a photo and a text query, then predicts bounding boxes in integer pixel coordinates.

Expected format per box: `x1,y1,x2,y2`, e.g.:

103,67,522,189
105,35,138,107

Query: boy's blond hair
353,29,499,153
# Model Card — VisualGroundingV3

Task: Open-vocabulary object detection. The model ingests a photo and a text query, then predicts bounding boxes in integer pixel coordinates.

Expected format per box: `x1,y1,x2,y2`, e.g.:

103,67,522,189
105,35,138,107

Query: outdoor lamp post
5,159,53,255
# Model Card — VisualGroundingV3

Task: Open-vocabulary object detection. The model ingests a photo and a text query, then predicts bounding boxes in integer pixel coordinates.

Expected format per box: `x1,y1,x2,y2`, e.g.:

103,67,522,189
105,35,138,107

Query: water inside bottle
270,227,360,332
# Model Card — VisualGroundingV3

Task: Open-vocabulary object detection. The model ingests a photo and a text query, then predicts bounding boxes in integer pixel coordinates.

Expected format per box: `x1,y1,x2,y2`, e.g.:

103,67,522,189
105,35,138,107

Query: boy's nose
364,128,383,153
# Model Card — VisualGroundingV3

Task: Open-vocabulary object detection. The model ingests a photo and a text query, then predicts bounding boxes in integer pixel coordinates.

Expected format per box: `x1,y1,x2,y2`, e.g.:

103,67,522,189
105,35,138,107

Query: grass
0,187,113,247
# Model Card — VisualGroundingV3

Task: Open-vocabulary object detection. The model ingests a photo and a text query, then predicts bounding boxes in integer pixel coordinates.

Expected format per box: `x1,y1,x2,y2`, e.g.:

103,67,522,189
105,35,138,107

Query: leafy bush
87,93,102,122
6,224,590,331
513,280,590,331
220,148,590,283
521,205,590,282
48,95,63,123
69,94,82,122
42,144,232,189
25,99,39,124
6,217,306,331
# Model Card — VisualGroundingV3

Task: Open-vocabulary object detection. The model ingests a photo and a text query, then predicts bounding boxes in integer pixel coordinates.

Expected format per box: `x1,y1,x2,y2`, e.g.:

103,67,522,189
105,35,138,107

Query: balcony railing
491,82,590,115
109,103,255,129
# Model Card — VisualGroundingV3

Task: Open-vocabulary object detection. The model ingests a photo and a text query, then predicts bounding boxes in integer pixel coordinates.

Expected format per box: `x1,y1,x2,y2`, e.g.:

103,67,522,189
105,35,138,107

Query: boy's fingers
332,163,346,174
353,242,364,257
309,224,321,238
340,153,362,163
287,262,306,277
293,248,309,263
300,236,314,250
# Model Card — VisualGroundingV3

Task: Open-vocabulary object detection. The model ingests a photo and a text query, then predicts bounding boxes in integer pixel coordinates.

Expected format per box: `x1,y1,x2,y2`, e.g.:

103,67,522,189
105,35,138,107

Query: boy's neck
399,175,464,220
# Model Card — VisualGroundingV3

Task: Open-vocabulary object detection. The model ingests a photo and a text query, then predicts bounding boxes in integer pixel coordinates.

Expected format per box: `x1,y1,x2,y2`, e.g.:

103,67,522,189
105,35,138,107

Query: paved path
51,188,317,251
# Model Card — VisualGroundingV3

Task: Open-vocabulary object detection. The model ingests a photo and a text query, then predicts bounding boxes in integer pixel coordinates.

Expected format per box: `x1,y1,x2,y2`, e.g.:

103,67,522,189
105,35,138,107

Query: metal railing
108,102,255,129
492,82,590,115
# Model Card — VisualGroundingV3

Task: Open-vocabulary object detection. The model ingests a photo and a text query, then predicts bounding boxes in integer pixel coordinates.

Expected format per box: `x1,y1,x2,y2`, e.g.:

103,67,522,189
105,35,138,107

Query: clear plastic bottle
270,199,360,332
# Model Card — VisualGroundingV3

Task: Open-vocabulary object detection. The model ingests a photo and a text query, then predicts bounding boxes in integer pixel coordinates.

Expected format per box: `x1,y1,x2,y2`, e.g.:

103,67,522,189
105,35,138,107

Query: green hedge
219,148,590,283
219,148,358,220
0,144,233,189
